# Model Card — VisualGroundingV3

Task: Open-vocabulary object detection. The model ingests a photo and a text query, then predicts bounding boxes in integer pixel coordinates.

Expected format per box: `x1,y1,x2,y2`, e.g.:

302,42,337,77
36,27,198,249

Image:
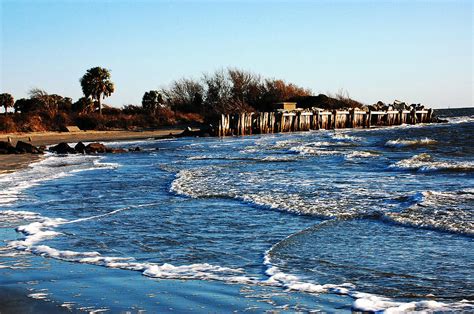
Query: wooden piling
214,107,433,136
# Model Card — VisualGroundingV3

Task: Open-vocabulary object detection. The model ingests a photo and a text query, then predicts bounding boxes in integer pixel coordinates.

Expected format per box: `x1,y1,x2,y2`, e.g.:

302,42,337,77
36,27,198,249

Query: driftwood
217,108,434,136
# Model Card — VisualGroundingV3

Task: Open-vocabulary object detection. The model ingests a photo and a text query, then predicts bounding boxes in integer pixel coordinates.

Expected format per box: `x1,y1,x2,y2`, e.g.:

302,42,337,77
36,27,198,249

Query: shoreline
0,129,184,174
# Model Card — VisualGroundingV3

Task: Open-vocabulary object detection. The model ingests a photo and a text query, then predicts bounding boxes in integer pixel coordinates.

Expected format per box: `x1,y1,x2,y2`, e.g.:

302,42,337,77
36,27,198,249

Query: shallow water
0,108,473,312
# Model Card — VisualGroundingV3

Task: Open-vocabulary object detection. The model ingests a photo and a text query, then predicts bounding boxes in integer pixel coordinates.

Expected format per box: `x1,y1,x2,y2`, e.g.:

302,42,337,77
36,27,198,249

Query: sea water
0,108,473,312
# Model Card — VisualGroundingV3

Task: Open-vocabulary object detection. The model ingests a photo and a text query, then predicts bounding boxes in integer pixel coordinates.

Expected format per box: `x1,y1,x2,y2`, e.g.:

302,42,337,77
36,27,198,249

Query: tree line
0,66,361,132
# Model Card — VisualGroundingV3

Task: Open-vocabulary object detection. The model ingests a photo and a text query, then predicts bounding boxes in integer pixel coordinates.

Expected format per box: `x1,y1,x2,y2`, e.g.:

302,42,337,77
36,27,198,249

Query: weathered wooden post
367,110,372,128
427,108,433,122
410,109,417,125
314,110,320,130
350,109,355,128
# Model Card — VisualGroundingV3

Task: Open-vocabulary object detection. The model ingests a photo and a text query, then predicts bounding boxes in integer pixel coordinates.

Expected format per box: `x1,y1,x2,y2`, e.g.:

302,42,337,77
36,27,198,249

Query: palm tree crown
0,93,14,115
79,67,114,114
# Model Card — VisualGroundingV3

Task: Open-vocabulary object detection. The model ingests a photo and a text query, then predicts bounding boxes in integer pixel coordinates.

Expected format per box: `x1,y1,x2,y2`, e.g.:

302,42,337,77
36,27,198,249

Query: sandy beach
0,129,184,173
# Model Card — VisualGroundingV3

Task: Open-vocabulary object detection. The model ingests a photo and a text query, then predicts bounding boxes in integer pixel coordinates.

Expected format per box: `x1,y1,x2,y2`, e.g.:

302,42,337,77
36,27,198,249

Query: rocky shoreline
0,140,139,156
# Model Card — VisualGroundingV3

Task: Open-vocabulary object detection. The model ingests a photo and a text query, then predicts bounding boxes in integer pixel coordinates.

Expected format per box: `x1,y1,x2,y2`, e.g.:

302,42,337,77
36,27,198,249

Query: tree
72,97,95,114
14,98,34,113
142,90,163,114
161,78,204,113
0,93,14,115
28,88,63,118
79,67,115,115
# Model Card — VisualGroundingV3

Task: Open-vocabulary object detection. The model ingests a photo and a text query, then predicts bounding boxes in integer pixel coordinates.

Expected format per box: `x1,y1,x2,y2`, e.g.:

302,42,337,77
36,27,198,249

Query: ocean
0,108,473,312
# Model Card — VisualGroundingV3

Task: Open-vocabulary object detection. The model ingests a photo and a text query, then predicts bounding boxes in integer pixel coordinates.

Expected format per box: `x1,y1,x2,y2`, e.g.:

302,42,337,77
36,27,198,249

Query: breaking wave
385,189,474,236
0,154,119,206
389,153,474,172
385,138,437,147
8,206,257,285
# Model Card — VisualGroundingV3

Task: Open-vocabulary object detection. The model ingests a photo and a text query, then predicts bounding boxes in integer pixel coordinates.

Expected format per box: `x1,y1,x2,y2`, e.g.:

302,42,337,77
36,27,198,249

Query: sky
1,0,472,109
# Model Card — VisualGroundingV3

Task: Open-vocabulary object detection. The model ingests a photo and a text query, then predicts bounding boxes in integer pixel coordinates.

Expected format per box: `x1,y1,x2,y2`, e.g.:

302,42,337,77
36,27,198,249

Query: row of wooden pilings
217,108,434,136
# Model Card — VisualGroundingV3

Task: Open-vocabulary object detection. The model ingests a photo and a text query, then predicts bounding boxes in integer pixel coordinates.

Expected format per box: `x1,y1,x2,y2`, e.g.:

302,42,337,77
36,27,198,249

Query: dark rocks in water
48,141,137,155
0,141,44,154
128,147,141,152
0,141,17,154
49,142,76,154
107,148,127,154
178,125,216,137
75,142,86,154
16,141,42,154
433,117,449,123
179,127,195,137
85,143,107,154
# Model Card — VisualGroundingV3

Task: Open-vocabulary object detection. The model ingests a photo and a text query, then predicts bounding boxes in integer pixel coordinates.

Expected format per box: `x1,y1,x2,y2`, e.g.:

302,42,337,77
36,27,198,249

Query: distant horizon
1,0,472,109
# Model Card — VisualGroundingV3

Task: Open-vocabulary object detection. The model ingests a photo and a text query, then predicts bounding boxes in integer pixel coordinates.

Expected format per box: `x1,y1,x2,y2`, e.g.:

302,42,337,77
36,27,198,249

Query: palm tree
79,67,115,114
0,93,14,115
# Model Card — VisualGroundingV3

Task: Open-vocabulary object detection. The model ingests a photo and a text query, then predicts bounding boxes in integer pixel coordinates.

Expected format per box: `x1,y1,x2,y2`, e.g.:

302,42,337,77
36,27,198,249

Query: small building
274,102,297,111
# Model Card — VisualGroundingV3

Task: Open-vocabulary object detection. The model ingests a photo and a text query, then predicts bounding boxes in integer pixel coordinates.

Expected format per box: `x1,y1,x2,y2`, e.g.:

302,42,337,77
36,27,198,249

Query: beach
0,129,184,174
0,109,473,312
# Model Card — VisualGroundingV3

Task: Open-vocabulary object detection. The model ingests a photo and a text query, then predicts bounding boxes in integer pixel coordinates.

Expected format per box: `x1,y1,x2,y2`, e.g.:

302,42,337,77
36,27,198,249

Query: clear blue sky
1,0,472,108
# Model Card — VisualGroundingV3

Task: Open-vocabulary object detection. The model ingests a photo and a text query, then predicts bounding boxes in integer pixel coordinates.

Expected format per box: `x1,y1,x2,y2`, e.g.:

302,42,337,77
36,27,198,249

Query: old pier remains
216,102,434,137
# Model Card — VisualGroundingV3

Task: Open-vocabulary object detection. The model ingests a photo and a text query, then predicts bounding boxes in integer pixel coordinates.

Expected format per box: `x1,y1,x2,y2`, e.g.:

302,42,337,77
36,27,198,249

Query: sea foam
385,138,437,147
389,153,474,172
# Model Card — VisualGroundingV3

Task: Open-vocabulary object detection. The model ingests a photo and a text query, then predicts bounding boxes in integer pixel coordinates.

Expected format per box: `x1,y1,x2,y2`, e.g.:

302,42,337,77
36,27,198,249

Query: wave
289,145,343,156
385,189,474,236
385,138,437,147
0,154,119,207
187,155,298,162
446,115,474,124
15,201,471,312
265,252,473,312
8,205,257,285
329,132,362,142
389,153,474,172
345,151,379,160
263,222,474,313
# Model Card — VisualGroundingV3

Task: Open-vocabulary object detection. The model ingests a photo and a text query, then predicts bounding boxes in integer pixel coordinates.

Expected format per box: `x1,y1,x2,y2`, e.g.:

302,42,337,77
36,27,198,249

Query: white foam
9,205,257,285
389,153,474,172
445,115,474,124
330,133,362,142
263,247,474,313
27,292,49,300
345,151,379,159
289,145,342,156
0,154,120,207
385,138,437,147
385,189,474,235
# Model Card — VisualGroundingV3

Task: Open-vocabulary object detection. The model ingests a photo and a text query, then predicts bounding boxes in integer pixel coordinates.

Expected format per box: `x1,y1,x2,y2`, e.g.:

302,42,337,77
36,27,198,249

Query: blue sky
1,0,472,108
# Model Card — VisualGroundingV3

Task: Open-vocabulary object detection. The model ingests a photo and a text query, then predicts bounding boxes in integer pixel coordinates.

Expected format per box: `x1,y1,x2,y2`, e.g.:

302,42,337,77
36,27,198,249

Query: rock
107,148,127,154
179,127,194,137
16,141,41,154
49,142,76,154
0,141,16,154
178,125,216,137
85,143,107,154
75,142,86,154
128,147,141,152
434,117,448,123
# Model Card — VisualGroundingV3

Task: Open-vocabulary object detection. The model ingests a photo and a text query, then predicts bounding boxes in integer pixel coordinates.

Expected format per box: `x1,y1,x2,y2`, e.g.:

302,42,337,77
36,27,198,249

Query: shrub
0,116,17,133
